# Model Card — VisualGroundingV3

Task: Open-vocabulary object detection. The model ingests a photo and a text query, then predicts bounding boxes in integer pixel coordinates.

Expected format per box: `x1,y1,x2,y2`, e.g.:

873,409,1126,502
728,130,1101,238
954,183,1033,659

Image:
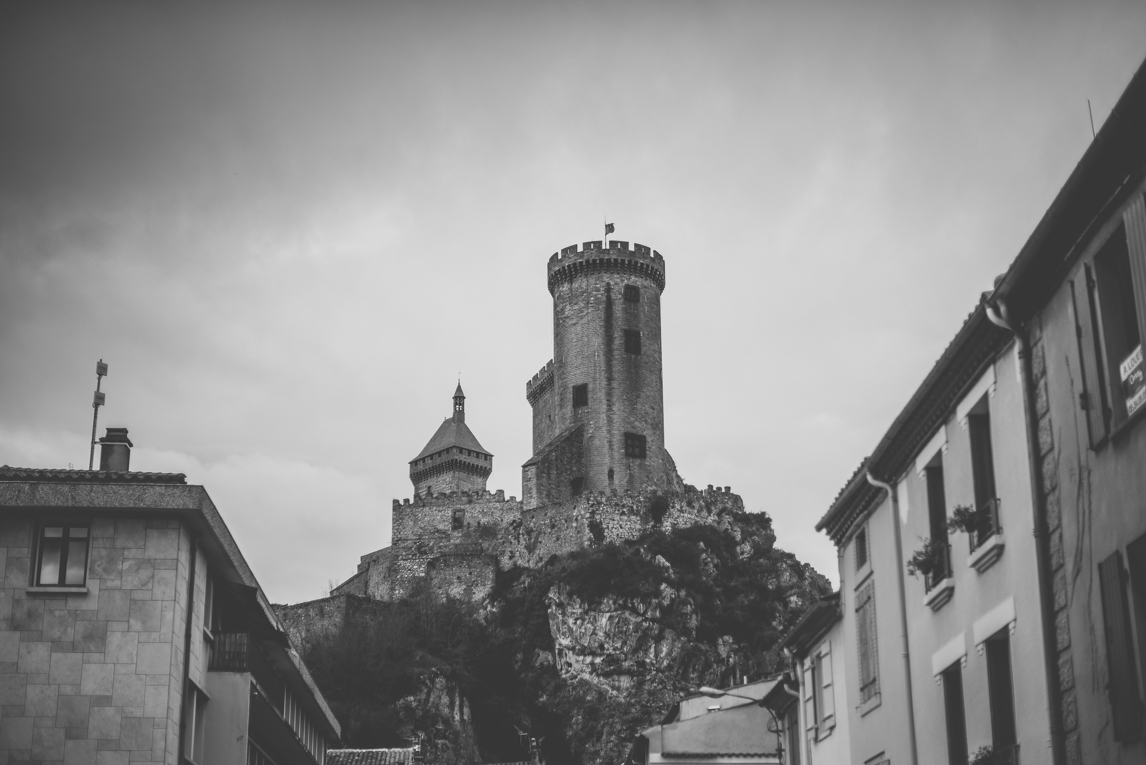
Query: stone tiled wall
0,511,191,765
522,426,584,510
1028,313,1080,765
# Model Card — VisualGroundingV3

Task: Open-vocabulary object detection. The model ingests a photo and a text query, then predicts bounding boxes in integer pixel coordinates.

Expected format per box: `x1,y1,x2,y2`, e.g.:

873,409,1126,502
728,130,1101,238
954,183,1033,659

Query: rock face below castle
333,478,746,602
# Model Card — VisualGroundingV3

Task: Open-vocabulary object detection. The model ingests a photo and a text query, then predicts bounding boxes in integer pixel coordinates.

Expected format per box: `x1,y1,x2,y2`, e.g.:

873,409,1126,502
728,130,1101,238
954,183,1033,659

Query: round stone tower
523,239,667,506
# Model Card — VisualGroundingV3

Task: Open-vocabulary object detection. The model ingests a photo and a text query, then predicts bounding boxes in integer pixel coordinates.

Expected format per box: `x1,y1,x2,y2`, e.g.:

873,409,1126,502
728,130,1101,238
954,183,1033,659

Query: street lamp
695,687,785,764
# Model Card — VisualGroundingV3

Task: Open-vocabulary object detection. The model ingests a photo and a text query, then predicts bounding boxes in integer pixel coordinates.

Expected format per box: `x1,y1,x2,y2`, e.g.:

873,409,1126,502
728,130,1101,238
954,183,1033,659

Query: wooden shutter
803,661,817,732
1127,532,1146,729
856,582,879,701
1098,550,1144,741
1122,197,1146,360
1072,273,1110,445
820,641,835,723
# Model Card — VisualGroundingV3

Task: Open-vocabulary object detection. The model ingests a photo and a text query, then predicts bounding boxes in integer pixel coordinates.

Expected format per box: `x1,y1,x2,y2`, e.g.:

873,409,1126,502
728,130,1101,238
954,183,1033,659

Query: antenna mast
88,359,108,470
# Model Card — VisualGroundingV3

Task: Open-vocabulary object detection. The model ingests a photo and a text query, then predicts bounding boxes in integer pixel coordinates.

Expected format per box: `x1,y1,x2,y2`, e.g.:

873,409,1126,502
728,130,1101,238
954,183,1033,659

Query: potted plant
905,537,948,582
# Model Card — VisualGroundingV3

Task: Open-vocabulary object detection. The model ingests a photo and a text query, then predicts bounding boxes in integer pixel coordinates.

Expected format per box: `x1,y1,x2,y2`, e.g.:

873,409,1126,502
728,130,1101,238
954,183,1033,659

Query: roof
0,466,187,485
816,55,1146,547
780,592,842,658
646,701,779,758
326,749,417,765
0,473,341,741
454,382,465,398
816,296,1009,544
522,422,583,467
411,418,490,461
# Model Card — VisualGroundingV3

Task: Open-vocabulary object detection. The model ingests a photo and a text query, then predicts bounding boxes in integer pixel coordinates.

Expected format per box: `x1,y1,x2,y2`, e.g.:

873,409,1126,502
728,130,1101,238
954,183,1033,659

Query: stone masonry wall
0,511,191,765
1029,313,1081,765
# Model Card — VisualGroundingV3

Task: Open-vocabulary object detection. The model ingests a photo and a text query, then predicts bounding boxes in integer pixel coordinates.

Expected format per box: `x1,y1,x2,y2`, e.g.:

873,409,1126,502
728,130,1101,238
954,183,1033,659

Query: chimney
98,427,133,472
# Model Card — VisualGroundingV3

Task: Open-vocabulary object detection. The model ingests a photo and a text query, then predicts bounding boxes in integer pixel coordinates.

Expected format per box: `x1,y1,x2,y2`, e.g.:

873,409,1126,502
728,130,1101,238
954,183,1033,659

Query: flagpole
604,214,608,247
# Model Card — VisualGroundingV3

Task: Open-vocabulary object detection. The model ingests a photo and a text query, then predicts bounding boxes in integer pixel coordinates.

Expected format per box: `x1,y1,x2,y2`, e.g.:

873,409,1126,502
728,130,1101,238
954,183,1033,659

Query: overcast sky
2,1,1144,603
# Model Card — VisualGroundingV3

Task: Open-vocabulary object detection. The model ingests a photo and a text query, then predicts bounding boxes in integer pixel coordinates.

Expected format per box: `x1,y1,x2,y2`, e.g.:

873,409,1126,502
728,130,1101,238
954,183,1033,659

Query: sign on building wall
1121,344,1145,416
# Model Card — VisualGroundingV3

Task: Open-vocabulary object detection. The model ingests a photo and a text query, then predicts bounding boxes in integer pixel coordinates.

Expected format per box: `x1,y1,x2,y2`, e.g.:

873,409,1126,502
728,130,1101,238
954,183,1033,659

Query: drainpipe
865,472,919,765
177,532,199,759
986,300,1066,765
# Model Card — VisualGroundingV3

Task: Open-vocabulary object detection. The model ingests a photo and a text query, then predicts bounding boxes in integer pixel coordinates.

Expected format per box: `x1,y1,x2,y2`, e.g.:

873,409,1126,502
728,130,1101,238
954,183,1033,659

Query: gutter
865,473,919,765
986,301,1066,765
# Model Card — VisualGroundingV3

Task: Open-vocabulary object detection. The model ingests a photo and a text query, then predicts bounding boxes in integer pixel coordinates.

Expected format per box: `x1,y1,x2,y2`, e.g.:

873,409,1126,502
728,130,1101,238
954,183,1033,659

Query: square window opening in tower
624,432,647,458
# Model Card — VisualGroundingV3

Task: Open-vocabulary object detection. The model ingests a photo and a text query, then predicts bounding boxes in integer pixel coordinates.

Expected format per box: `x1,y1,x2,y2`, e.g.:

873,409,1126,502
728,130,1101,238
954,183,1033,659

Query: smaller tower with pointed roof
409,384,493,495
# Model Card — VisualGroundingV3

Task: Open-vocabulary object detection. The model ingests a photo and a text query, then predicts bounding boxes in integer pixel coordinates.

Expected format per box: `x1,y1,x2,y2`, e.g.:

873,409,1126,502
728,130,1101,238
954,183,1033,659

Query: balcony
923,543,954,611
967,499,1005,573
208,632,285,711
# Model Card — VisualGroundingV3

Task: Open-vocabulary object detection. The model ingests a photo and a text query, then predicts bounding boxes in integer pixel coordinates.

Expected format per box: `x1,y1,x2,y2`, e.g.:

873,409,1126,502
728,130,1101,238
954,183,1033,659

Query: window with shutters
1098,549,1144,741
856,581,880,705
814,641,835,737
1126,532,1146,732
941,664,969,765
1073,220,1146,446
803,659,817,739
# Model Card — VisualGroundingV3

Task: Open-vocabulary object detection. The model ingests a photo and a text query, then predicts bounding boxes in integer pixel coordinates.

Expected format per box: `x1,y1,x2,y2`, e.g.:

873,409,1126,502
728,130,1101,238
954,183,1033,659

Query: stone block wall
0,511,191,765
522,425,584,510
274,595,386,650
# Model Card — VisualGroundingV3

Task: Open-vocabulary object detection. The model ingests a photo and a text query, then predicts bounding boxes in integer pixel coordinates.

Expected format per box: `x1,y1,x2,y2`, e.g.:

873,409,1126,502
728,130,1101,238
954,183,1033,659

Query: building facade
0,431,340,765
806,54,1146,765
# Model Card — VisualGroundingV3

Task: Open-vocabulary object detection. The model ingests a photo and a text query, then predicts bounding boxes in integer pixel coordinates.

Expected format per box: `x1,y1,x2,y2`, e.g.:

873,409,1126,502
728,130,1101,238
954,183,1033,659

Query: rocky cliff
281,507,829,764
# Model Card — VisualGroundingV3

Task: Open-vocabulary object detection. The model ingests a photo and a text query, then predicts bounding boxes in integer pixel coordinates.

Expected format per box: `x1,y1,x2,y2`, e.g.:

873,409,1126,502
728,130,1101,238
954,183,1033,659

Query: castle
332,240,745,602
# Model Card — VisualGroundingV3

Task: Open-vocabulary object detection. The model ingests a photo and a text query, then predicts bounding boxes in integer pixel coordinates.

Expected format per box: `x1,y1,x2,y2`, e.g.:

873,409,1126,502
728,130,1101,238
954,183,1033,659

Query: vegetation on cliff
299,510,830,764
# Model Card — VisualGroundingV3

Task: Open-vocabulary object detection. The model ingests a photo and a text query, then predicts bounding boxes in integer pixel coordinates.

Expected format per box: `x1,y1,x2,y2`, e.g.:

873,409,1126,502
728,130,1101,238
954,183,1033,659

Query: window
1098,549,1144,741
968,410,1001,550
623,432,647,458
570,477,585,496
856,581,880,703
623,284,640,302
926,464,948,545
785,704,801,765
452,509,465,531
855,527,868,571
815,642,835,734
624,329,642,355
941,664,969,765
985,632,1018,751
1127,532,1146,735
803,658,817,737
36,523,89,586
1075,224,1146,443
182,683,208,764
572,383,588,408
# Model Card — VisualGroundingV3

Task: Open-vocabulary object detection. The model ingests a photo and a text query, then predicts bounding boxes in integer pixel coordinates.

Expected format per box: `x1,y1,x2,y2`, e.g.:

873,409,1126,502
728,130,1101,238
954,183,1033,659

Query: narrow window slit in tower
572,384,588,408
624,330,642,355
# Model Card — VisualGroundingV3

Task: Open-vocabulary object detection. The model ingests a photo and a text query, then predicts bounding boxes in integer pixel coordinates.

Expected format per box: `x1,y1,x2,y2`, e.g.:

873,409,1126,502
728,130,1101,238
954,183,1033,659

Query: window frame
941,663,969,765
623,284,640,303
34,520,91,588
1098,549,1145,741
623,432,647,458
985,631,1018,750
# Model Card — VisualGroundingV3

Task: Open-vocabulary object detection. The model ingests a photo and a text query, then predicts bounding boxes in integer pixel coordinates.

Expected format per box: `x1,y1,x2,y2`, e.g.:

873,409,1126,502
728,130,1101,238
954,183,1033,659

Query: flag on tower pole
605,222,615,236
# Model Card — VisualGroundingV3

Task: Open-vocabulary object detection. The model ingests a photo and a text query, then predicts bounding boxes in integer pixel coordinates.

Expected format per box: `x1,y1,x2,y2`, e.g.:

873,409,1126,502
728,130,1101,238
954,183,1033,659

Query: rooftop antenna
88,359,108,470
1088,99,1096,139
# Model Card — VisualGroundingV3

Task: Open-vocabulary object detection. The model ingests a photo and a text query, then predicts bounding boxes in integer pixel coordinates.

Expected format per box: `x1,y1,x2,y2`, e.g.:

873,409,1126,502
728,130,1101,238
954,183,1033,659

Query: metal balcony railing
208,632,285,712
924,542,953,592
974,743,1019,765
969,498,1002,552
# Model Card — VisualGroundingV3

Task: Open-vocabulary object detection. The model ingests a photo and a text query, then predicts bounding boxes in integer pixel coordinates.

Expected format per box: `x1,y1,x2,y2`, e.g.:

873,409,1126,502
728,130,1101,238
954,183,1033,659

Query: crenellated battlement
546,241,666,295
393,488,514,508
525,359,555,403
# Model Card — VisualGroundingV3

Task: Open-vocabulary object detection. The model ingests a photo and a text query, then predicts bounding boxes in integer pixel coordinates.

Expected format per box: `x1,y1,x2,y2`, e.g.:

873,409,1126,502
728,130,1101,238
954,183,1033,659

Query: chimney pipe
98,427,132,472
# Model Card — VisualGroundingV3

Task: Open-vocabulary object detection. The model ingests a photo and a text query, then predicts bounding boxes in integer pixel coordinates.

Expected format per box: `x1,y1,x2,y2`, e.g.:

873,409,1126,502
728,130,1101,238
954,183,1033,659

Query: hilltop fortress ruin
332,240,745,602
